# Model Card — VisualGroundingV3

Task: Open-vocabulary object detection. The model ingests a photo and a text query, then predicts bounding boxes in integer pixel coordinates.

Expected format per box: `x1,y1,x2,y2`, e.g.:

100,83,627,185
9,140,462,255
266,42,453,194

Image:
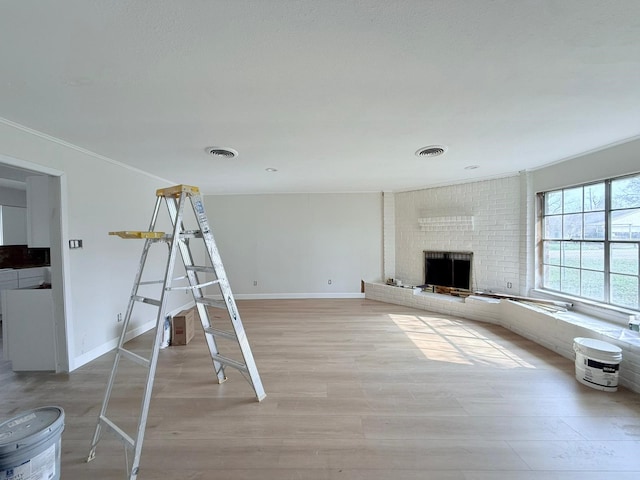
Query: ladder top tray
156,184,200,197
109,231,166,239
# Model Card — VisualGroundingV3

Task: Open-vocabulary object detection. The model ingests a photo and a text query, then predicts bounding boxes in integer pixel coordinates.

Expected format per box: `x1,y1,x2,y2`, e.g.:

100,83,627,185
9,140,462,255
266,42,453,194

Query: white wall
394,176,522,293
531,137,640,193
204,193,383,297
0,120,193,370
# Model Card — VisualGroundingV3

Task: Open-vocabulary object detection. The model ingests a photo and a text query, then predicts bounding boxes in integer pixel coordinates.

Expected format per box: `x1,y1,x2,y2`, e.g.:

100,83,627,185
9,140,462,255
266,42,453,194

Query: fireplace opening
424,251,473,290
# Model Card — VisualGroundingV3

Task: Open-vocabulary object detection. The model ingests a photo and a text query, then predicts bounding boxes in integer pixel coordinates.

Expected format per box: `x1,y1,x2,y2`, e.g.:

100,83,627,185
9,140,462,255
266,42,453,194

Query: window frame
537,173,640,314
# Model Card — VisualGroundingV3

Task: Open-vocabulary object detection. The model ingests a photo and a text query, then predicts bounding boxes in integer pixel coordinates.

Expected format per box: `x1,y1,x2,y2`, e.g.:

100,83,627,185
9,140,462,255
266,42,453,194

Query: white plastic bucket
0,406,65,480
573,337,622,392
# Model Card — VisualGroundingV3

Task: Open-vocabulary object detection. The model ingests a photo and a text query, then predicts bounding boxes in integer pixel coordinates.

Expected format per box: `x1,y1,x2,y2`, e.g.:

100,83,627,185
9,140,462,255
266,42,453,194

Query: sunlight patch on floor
389,314,536,369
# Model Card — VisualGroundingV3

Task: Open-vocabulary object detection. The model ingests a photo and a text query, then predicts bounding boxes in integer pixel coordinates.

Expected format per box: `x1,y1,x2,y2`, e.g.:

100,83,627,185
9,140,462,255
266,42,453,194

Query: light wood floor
1,299,640,479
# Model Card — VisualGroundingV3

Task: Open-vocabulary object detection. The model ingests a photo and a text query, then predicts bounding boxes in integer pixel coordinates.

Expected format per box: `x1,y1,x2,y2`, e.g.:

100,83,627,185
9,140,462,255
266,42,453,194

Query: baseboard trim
223,293,366,300
71,302,195,370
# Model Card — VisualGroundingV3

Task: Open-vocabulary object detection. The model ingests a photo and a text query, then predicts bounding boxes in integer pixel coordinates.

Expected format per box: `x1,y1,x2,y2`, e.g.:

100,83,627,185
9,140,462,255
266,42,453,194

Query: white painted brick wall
394,175,521,294
519,171,535,294
383,191,396,281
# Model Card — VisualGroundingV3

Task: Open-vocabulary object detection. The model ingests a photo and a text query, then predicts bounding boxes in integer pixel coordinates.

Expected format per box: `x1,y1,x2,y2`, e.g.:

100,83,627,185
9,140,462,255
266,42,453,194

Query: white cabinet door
17,267,46,288
0,269,18,284
0,270,19,332
1,206,27,245
26,175,51,248
3,289,56,371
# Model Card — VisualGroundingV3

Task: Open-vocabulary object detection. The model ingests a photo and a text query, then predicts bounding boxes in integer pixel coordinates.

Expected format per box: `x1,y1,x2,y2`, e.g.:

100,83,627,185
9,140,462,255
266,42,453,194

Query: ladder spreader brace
87,184,265,480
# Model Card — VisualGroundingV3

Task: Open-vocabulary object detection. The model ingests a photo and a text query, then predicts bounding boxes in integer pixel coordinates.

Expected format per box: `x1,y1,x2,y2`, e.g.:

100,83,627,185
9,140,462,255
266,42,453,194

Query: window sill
531,289,638,326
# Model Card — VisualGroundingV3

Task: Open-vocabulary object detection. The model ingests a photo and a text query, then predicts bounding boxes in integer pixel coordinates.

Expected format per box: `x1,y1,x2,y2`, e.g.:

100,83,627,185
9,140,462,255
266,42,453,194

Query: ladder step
197,297,227,309
204,327,237,341
99,415,134,448
118,347,150,368
211,353,248,373
133,295,161,307
185,265,215,274
168,279,221,291
178,230,203,239
138,279,164,286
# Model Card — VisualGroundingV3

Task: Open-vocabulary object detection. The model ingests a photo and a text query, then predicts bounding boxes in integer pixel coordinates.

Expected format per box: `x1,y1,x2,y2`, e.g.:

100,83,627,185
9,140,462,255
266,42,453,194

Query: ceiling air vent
415,145,447,157
205,147,238,159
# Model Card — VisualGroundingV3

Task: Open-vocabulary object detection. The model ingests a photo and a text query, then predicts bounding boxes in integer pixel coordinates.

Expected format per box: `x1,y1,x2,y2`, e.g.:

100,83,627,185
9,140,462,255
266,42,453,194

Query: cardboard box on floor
171,308,196,345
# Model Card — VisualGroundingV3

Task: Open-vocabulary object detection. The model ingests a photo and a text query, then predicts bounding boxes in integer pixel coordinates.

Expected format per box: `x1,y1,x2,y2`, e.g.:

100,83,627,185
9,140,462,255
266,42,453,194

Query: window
539,173,640,311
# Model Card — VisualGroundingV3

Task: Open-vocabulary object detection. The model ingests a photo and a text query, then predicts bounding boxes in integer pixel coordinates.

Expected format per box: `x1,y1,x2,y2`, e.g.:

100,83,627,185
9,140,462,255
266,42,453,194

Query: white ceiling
1,1,639,194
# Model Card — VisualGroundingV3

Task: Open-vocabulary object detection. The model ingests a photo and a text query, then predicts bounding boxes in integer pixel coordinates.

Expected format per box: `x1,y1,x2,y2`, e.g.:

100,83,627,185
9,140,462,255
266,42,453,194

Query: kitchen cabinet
2,288,56,371
0,268,18,286
18,266,48,288
0,269,18,319
0,267,48,324
26,175,51,248
0,205,27,245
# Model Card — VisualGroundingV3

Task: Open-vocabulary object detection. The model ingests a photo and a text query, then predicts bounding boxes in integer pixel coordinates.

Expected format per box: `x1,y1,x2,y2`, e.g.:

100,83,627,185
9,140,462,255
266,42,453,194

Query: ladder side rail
189,193,266,401
164,195,227,383
215,270,266,400
192,299,228,382
147,194,164,232
127,193,188,480
88,202,164,462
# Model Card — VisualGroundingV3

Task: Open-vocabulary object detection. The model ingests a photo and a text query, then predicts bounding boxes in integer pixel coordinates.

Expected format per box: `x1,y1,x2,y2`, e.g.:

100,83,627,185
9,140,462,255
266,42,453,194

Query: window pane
583,183,605,212
563,214,582,239
610,208,640,240
561,242,580,268
561,267,580,296
544,216,562,239
563,187,583,214
584,212,605,240
611,174,640,209
610,243,639,275
581,242,604,271
543,241,560,265
544,265,560,291
545,190,562,215
581,270,604,301
610,273,639,309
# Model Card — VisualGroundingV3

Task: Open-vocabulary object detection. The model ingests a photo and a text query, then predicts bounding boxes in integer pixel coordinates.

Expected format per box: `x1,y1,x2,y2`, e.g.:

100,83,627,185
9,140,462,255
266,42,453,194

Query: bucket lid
0,407,64,454
574,337,622,354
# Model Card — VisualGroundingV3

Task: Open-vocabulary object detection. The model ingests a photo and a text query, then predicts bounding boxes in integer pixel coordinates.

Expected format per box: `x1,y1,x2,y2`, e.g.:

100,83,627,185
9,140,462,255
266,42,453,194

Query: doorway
0,154,69,372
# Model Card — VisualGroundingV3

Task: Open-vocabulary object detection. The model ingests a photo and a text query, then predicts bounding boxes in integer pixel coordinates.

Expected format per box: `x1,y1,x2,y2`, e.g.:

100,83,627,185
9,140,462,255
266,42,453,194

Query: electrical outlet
328,279,332,285
253,280,258,286
117,313,123,322
506,282,513,289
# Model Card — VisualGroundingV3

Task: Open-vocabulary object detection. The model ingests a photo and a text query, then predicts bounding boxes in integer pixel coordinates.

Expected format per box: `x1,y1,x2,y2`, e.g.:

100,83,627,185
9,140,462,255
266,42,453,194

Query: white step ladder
87,185,265,479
